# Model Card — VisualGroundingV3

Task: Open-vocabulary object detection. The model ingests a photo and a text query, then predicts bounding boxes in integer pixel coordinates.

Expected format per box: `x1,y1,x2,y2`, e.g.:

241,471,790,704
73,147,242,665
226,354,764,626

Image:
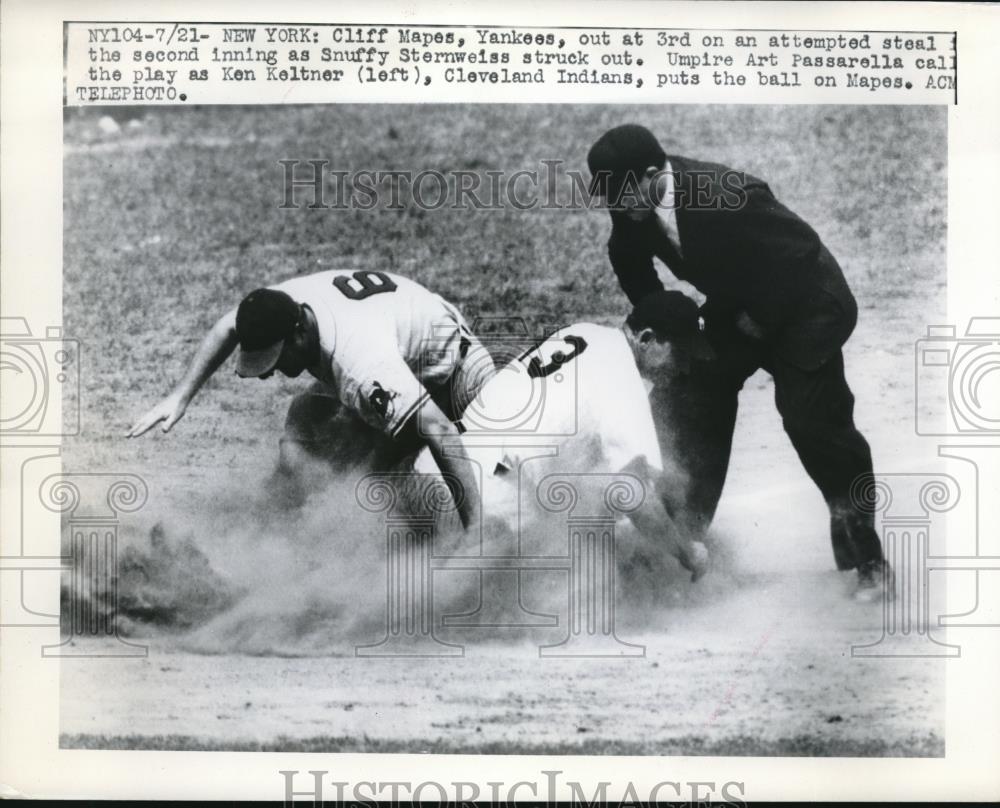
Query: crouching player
127,269,495,530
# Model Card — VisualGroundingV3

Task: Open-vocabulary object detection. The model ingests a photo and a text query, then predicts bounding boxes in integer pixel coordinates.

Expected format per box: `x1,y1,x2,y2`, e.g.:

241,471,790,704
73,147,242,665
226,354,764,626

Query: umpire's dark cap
587,124,667,197
626,289,701,342
235,288,300,377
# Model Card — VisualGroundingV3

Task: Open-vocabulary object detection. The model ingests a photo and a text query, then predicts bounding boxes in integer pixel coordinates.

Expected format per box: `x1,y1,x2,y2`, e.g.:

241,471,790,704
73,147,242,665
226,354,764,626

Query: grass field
61,103,948,755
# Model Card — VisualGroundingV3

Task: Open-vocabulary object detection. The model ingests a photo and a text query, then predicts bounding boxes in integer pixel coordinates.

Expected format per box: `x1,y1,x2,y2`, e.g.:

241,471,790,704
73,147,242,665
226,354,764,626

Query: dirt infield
60,104,949,754
60,566,945,755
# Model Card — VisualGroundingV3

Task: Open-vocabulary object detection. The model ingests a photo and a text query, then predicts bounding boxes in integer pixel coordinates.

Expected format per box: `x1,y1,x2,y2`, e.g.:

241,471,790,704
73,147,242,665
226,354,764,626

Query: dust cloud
73,427,849,658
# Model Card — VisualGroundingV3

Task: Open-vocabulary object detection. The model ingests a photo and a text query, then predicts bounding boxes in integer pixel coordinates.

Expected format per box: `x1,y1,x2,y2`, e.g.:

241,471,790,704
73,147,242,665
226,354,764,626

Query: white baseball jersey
271,270,470,435
456,323,662,523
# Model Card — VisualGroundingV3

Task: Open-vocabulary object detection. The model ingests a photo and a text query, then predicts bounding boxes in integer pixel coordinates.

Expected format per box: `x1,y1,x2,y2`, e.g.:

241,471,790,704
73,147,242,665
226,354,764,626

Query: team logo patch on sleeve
367,381,397,421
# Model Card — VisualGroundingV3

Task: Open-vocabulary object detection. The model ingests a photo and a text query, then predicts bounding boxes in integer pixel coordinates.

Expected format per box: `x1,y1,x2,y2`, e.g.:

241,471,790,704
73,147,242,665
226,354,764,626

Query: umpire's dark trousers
653,302,884,572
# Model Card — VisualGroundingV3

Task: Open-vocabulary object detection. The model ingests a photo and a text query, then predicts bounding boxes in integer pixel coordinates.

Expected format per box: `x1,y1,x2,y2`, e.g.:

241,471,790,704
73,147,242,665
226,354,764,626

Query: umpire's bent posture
587,123,890,599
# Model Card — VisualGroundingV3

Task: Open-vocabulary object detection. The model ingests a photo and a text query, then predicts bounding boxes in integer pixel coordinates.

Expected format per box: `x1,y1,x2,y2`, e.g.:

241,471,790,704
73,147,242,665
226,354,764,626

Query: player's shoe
854,558,895,603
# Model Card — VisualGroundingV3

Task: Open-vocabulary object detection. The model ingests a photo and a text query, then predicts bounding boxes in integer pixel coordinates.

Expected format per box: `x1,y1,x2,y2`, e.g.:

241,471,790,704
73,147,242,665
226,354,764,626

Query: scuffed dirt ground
60,568,944,755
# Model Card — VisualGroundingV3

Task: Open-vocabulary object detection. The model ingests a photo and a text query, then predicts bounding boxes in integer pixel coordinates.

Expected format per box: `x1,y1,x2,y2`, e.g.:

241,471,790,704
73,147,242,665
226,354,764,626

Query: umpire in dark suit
588,123,889,597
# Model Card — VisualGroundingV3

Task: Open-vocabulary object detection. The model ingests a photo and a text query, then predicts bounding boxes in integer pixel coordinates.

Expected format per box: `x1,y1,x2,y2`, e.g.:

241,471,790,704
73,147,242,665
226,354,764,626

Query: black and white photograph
2,2,999,802
55,100,947,757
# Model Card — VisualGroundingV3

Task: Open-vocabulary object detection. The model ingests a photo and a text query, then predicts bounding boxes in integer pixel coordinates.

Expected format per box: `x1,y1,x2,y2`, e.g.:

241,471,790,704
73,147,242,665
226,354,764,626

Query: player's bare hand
677,540,710,582
126,394,187,438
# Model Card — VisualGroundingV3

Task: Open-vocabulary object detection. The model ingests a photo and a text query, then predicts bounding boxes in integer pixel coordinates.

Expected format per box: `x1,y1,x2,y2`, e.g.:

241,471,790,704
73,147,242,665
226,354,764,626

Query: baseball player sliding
127,268,495,531
413,300,710,580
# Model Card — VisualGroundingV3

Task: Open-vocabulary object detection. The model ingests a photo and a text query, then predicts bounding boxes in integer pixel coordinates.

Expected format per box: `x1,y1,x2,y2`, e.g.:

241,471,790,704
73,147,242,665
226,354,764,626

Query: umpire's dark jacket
608,154,857,371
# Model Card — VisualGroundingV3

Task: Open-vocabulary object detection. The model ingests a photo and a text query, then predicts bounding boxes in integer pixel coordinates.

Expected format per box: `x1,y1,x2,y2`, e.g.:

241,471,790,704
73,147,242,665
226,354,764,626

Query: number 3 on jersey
528,335,588,379
333,270,398,301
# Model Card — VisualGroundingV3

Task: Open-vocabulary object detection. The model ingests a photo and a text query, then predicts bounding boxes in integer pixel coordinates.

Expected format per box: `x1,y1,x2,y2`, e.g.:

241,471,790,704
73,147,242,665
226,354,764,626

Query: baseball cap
626,289,701,342
587,124,667,198
235,288,301,377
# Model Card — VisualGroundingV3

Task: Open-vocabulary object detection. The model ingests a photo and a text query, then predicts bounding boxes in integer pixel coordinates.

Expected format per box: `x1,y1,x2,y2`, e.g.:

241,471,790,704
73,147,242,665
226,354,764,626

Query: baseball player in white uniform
127,269,494,530
419,314,709,579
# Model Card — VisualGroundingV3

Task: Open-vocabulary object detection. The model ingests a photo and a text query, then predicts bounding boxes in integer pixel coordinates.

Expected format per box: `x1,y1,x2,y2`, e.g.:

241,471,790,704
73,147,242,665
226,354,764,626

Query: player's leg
283,390,387,469
770,350,886,580
270,389,387,507
650,326,761,537
650,378,740,537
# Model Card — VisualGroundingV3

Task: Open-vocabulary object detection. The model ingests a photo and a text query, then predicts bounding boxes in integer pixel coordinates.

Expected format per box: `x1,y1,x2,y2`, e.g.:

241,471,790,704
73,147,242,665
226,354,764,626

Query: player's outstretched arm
420,403,481,532
126,309,239,437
